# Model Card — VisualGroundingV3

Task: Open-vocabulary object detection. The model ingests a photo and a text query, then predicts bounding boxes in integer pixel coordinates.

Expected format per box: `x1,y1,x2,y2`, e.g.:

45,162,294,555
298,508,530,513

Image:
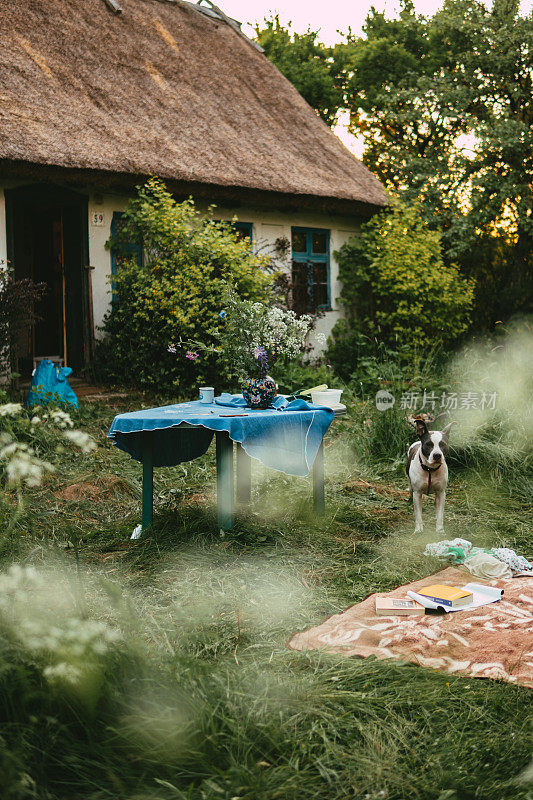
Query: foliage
274,358,332,395
254,15,343,126
340,0,533,324
258,2,533,328
0,403,96,497
329,203,474,363
185,289,314,381
325,323,405,386
0,268,45,375
97,178,273,393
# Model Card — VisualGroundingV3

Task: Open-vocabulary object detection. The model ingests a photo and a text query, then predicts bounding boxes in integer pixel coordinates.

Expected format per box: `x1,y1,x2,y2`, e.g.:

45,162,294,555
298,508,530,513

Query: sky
218,0,533,157
221,0,532,45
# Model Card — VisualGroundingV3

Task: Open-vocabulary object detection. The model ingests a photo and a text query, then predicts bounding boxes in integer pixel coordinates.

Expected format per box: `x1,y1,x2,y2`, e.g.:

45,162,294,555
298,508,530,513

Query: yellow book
417,584,473,608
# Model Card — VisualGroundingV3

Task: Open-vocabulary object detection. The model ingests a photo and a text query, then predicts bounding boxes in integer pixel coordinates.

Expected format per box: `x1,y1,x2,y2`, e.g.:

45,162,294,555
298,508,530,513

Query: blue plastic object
26,359,79,409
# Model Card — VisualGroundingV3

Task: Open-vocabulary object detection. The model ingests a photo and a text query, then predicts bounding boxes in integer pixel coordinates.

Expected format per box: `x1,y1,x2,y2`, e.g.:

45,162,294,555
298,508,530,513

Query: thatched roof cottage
0,0,386,374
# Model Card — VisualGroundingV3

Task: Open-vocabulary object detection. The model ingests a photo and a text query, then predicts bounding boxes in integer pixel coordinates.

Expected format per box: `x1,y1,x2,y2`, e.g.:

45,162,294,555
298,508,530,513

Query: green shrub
326,321,405,387
327,203,474,375
274,358,332,395
97,178,273,393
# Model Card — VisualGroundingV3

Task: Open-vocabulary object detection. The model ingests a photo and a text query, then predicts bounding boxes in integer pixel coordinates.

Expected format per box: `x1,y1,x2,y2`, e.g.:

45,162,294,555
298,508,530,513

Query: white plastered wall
87,193,130,336
88,194,362,352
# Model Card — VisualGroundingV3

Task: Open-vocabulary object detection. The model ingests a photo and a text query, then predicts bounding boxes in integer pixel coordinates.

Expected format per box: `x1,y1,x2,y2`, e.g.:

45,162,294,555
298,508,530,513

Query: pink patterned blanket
289,567,533,687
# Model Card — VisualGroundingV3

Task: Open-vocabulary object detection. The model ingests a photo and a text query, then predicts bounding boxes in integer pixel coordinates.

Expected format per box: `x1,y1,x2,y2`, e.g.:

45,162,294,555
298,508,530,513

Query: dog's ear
414,418,429,438
441,421,456,442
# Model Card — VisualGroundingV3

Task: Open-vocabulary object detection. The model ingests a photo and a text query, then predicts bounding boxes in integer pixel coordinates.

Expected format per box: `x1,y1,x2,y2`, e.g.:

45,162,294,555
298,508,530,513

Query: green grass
0,394,532,800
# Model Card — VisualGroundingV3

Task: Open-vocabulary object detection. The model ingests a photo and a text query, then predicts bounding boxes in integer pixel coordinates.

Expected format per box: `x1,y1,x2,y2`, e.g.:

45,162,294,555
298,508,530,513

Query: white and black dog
406,418,454,533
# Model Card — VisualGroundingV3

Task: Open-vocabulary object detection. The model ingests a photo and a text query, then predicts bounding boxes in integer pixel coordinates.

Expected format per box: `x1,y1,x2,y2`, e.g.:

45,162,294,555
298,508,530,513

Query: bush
327,203,474,377
97,178,273,394
325,321,405,387
0,269,45,376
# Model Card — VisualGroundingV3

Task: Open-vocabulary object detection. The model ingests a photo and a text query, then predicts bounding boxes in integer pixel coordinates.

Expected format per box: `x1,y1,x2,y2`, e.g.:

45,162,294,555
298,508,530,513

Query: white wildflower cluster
63,429,97,454
255,305,312,360
28,408,74,429
0,563,44,596
46,409,74,429
0,435,54,487
0,402,23,417
0,565,122,686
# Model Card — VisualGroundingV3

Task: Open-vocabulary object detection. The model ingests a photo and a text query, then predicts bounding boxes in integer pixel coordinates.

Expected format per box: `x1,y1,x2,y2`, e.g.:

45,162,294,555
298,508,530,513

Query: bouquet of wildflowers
216,291,313,379
167,290,319,383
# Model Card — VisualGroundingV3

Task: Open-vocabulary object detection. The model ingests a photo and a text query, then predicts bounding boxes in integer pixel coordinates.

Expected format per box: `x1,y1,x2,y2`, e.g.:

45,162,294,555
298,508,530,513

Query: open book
407,582,503,614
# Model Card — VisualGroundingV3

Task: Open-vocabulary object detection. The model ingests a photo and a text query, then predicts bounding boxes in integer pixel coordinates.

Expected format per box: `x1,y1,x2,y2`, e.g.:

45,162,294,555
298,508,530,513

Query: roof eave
0,160,388,217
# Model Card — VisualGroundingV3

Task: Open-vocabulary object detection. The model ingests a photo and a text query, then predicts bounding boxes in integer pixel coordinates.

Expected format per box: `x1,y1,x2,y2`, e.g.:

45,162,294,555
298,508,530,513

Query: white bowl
311,389,343,406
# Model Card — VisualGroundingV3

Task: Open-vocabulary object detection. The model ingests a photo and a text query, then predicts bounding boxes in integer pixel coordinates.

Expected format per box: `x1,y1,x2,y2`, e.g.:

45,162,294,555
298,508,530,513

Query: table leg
142,431,154,530
236,442,251,504
216,431,234,530
313,439,325,515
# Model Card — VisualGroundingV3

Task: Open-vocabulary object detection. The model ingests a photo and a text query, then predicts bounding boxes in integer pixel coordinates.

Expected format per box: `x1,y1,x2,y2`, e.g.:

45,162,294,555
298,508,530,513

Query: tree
338,0,533,320
254,16,343,126
258,3,532,327
327,203,474,373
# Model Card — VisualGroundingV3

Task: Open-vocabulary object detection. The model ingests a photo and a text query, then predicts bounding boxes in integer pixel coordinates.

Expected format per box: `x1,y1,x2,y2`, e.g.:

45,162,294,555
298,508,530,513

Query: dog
406,418,454,533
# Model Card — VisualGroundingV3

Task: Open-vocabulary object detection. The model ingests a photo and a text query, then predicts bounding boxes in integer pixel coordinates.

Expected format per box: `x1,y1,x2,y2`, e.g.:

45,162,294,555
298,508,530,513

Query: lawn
0,392,532,800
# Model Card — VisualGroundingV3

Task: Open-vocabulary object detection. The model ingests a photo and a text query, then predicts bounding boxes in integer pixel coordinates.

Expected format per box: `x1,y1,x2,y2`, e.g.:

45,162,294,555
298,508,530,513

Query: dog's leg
435,491,446,533
413,491,423,532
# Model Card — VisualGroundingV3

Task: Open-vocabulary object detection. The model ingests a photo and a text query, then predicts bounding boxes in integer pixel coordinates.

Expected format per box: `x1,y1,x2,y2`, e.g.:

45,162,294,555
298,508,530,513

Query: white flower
63,430,97,453
0,439,54,487
47,410,74,429
43,663,81,685
0,403,23,417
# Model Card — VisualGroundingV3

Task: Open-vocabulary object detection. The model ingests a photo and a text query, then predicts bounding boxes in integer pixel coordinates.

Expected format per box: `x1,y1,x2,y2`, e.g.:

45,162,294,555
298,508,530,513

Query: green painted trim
141,432,154,530
291,226,331,310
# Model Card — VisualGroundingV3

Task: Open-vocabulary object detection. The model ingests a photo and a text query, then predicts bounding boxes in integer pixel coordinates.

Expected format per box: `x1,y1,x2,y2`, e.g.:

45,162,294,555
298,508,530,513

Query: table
108,397,345,532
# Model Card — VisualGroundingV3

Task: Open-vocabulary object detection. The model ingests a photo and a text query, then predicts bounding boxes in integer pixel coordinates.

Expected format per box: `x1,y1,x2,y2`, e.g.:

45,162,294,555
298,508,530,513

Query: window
291,227,330,313
231,221,253,242
110,212,143,277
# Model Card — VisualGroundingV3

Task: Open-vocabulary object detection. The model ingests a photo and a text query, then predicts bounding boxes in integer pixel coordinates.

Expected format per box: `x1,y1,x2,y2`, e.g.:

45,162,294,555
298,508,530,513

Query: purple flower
253,346,266,359
186,351,199,361
168,344,177,354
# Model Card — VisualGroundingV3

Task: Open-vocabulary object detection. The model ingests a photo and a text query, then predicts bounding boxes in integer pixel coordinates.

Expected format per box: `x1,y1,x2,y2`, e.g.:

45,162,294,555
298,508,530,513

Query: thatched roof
0,0,386,209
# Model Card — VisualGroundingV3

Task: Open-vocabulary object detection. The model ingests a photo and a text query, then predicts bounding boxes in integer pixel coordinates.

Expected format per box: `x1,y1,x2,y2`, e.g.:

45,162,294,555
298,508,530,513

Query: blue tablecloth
108,395,334,476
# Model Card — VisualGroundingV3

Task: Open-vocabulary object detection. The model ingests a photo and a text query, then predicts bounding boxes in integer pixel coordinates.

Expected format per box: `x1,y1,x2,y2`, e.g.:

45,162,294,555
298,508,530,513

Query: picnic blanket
289,567,533,687
108,396,334,476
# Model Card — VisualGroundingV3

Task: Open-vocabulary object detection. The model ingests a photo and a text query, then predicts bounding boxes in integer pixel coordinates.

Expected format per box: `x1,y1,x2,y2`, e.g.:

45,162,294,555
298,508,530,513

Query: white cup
199,387,214,404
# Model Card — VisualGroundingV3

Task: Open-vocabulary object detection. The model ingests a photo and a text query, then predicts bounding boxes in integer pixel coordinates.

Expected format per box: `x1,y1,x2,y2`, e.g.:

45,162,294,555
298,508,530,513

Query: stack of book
415,584,473,608
376,584,474,616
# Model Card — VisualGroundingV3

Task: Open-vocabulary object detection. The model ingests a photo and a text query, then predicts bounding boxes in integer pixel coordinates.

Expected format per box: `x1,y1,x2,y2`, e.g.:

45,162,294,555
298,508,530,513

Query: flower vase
241,376,277,409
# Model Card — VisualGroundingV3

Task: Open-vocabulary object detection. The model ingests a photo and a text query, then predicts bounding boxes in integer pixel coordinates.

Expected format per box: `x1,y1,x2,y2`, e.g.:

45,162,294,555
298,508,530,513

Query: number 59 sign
91,211,105,227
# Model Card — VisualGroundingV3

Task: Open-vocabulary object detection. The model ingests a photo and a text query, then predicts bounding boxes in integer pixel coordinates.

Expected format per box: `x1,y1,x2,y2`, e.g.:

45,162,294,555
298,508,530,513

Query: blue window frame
291,227,330,312
231,221,253,242
110,211,143,278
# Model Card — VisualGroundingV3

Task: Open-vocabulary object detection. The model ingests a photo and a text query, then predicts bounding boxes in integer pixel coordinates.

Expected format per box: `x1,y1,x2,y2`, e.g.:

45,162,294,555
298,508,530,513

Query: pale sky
218,0,532,157
221,0,532,45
